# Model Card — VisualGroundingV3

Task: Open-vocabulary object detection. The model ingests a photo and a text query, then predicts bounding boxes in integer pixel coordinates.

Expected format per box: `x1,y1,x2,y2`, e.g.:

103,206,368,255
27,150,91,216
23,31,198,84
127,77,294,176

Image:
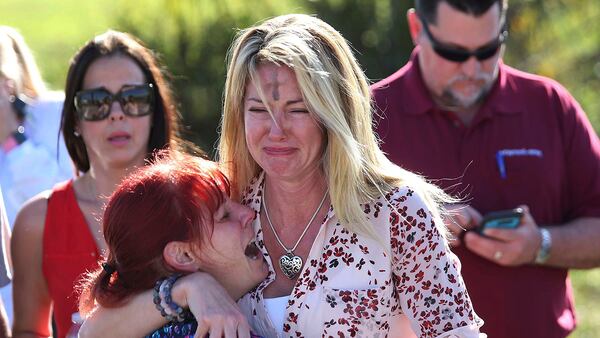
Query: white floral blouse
238,173,485,338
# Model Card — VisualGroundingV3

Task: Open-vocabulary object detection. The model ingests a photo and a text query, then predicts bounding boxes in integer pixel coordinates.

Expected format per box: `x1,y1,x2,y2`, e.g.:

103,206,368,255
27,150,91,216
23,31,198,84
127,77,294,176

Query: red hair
78,151,230,315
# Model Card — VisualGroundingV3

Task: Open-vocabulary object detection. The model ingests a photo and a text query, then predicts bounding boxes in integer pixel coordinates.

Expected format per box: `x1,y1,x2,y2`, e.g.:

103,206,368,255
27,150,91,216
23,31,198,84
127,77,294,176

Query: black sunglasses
419,15,508,63
74,83,155,121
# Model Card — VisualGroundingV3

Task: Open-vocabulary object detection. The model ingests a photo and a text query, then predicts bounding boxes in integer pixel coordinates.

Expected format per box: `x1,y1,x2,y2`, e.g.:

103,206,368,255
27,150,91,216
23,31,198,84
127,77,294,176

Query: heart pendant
279,252,303,279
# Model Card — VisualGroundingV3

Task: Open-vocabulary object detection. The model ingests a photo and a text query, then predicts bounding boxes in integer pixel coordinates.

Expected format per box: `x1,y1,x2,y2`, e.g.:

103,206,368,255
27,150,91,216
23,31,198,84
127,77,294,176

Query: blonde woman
0,26,72,327
0,26,71,228
81,14,484,338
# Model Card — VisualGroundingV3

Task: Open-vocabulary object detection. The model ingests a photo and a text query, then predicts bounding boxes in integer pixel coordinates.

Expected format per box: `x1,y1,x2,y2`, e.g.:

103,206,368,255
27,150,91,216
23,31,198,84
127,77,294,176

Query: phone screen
479,208,524,232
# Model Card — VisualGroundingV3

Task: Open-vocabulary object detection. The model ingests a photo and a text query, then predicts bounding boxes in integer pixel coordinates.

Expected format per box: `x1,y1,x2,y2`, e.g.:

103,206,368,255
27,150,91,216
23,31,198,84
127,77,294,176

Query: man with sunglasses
372,1,600,337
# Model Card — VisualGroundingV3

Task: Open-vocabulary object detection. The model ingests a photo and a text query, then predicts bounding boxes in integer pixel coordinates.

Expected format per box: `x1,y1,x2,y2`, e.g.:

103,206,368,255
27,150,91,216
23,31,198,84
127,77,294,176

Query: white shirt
264,296,288,335
237,173,485,338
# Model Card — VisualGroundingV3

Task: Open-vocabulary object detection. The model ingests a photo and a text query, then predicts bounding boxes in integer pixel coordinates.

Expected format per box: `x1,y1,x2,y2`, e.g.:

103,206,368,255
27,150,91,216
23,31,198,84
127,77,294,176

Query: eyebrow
246,97,304,105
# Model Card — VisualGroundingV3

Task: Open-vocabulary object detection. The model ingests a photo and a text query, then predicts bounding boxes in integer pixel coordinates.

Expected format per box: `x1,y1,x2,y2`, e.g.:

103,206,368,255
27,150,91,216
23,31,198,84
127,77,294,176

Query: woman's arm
11,194,53,338
79,272,251,338
390,188,484,337
79,288,163,338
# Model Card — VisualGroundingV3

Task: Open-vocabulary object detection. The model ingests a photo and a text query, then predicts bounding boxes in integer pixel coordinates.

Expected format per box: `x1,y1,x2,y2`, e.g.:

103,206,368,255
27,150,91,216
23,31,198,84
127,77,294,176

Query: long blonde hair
219,14,450,239
0,26,46,98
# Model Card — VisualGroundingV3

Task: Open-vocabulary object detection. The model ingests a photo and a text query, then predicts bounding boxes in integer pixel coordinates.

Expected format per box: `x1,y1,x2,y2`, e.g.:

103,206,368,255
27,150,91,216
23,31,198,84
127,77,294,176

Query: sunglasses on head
74,83,155,121
419,15,508,63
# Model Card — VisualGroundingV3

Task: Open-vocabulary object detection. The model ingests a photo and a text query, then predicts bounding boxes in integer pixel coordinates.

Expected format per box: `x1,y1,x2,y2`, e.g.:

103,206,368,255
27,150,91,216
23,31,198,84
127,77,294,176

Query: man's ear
163,241,202,272
407,8,422,45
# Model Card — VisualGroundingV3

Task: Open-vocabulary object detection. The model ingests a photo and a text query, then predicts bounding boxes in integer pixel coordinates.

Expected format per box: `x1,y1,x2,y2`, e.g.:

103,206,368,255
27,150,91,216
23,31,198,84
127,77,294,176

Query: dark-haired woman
10,30,182,338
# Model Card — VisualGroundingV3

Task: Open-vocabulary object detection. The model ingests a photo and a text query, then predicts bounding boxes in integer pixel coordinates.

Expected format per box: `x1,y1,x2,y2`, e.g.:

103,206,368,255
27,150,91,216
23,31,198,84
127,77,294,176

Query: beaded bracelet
153,274,192,323
153,277,176,322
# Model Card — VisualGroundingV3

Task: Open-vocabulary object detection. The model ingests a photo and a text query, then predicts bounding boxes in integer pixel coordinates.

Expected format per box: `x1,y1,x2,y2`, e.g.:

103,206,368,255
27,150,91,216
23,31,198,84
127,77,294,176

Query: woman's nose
109,101,125,121
268,117,286,141
239,205,255,228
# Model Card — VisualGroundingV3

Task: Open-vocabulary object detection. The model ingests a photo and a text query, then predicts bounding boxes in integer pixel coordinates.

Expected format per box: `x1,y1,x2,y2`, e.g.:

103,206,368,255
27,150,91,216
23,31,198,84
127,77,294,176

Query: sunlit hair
62,30,182,173
219,14,451,240
78,151,230,315
0,26,46,98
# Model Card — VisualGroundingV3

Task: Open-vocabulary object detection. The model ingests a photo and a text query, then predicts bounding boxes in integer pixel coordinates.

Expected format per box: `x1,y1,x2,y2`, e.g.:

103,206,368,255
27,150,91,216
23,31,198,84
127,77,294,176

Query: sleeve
389,187,485,338
0,188,12,287
24,93,73,181
3,142,63,226
556,86,600,219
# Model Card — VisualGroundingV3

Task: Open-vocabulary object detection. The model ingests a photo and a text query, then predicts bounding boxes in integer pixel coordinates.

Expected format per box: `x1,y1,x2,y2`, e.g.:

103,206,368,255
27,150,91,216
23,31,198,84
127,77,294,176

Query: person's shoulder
503,64,572,98
34,91,65,105
371,64,412,94
29,91,64,116
12,189,52,235
385,184,432,214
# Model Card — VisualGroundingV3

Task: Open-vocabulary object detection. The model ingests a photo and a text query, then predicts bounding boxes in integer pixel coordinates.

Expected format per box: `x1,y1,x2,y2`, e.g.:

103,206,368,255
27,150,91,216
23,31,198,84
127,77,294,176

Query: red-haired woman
11,30,182,338
78,153,268,338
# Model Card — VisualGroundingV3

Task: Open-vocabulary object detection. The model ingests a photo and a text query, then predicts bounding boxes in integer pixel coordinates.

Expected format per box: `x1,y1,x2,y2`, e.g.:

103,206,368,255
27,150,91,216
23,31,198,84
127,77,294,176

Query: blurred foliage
571,269,600,338
111,0,599,151
2,0,597,150
0,0,120,88
1,0,599,336
112,0,414,153
113,0,298,153
505,0,600,131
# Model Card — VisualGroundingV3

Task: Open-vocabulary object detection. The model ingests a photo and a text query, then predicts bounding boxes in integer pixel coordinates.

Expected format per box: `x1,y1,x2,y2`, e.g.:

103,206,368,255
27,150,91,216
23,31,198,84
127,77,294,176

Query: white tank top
264,295,288,334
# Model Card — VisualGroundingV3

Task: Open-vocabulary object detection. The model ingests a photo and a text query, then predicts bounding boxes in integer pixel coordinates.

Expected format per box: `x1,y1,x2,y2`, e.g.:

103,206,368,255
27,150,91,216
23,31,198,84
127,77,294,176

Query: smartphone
478,207,524,233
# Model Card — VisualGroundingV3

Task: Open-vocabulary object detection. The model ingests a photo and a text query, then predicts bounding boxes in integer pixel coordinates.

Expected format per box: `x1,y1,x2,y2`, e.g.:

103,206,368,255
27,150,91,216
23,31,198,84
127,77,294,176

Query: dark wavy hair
78,151,230,315
61,30,182,173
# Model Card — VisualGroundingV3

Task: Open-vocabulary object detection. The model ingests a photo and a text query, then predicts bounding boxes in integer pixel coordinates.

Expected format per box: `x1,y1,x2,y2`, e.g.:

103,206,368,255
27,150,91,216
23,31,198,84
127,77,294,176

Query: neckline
65,180,102,257
252,173,334,294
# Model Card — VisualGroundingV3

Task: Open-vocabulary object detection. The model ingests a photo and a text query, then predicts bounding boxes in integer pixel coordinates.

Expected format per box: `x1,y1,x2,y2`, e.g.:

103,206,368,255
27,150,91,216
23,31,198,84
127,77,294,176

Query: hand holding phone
478,207,524,234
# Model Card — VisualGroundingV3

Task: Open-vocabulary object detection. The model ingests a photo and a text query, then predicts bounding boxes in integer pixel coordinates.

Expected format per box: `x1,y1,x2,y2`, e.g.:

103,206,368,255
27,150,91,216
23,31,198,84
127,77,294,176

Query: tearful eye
248,107,268,112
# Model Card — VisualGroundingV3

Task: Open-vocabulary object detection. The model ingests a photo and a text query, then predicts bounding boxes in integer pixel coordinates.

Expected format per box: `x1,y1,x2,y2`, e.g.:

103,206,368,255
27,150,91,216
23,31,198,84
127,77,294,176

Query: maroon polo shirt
372,48,600,338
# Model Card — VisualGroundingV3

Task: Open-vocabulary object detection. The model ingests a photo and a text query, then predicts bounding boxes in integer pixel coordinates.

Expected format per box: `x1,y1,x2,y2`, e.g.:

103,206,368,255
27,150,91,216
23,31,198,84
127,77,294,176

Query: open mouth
108,135,131,142
244,240,261,260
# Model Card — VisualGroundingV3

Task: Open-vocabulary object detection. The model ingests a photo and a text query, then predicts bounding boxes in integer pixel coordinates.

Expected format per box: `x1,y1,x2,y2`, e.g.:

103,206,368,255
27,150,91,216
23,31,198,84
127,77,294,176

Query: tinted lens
74,84,154,121
434,43,500,62
420,14,505,63
433,46,471,62
474,44,501,61
74,89,111,121
119,85,153,117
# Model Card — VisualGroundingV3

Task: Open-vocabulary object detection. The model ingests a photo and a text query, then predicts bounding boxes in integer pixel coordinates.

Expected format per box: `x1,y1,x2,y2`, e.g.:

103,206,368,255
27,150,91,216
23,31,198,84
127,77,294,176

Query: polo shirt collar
481,60,523,116
401,47,435,116
404,48,522,117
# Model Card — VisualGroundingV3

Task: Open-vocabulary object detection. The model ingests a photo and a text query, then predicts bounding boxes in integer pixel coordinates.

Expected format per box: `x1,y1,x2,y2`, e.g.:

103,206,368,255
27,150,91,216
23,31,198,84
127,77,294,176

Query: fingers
465,206,483,225
464,231,510,264
482,227,520,242
517,205,536,228
209,324,224,338
464,204,542,266
195,320,209,338
223,317,251,338
195,313,250,338
443,204,483,246
238,322,252,338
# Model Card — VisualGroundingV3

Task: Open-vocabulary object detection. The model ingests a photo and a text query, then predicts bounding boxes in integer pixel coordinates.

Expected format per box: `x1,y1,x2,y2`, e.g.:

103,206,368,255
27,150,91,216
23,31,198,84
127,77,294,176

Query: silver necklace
263,186,329,279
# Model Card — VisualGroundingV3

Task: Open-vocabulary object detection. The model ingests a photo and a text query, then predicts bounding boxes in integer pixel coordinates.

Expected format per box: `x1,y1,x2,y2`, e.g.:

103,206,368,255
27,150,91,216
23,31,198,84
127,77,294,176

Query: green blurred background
2,0,598,336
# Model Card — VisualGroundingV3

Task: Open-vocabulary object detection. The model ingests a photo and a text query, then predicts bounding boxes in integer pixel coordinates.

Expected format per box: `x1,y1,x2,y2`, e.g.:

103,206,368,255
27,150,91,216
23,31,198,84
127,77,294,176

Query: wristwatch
534,228,552,264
